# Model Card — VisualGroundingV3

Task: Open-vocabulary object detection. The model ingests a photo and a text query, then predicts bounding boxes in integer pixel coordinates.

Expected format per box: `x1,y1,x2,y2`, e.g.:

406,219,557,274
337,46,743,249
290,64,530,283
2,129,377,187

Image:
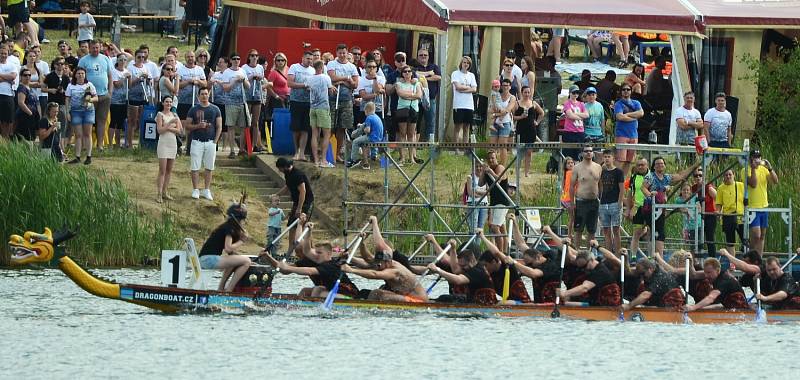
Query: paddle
683,257,692,324
422,244,453,295
407,240,429,261
265,218,300,253
322,235,364,310
618,252,625,322
501,219,513,302
294,225,311,245
755,277,767,323
346,222,372,251
551,243,568,318
424,233,479,295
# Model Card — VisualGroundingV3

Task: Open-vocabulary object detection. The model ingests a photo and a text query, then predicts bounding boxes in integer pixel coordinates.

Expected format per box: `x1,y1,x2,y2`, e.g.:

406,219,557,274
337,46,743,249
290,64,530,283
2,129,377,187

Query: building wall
716,29,762,138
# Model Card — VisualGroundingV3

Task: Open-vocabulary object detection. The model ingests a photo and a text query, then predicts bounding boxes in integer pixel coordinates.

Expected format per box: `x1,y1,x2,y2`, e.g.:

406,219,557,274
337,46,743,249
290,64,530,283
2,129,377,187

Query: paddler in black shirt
427,246,499,305
557,249,622,306
621,258,684,312
719,248,763,295
475,228,531,303
683,258,748,311
261,217,358,299
274,157,315,251
756,255,800,309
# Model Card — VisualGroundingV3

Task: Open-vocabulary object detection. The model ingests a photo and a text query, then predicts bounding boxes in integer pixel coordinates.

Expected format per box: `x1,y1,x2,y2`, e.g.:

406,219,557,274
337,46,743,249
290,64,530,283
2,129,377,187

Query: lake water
2,267,799,379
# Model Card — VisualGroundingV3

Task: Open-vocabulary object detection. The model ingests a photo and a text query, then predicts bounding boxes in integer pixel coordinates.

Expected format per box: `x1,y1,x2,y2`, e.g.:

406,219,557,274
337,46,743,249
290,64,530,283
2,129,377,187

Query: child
266,195,285,253
677,183,701,249
489,79,502,133
347,101,383,170
77,1,96,44
561,157,575,240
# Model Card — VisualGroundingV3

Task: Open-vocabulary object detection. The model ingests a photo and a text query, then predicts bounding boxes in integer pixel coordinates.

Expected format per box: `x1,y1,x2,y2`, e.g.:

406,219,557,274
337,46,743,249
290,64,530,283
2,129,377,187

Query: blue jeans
466,202,489,230
207,16,217,41
423,99,437,138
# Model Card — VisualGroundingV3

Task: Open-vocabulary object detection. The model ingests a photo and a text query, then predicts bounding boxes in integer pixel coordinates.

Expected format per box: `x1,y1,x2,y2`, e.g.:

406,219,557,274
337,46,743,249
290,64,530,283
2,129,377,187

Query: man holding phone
743,150,779,255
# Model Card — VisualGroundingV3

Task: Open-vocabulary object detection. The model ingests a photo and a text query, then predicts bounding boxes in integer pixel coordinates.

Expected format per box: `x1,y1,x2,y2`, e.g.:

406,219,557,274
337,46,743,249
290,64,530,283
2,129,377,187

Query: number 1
168,254,180,284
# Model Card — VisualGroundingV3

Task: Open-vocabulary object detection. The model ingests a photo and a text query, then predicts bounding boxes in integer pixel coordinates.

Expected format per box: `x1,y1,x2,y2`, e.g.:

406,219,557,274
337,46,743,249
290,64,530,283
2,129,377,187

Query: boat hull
59,256,800,324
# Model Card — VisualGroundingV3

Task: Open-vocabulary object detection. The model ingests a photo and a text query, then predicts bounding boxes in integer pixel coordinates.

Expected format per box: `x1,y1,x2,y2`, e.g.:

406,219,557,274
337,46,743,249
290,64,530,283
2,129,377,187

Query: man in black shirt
558,249,621,306
622,258,683,311
599,148,625,252
274,157,314,245
756,255,800,309
427,247,498,305
476,228,531,303
684,258,748,311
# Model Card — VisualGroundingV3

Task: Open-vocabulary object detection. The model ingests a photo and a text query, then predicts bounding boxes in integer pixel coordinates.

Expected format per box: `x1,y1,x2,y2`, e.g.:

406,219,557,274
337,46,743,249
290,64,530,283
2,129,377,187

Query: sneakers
41,38,50,44
191,189,200,199
83,156,92,165
318,161,335,168
361,163,371,170
202,189,214,200
412,157,424,164
346,159,361,168
68,157,81,164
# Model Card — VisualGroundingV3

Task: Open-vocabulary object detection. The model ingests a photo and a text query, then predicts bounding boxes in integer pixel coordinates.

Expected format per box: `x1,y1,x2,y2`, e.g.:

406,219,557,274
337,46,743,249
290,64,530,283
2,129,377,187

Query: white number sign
161,250,187,287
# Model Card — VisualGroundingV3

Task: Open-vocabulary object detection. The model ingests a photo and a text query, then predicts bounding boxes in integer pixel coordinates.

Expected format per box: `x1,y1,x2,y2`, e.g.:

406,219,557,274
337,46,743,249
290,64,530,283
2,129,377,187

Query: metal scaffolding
340,140,793,260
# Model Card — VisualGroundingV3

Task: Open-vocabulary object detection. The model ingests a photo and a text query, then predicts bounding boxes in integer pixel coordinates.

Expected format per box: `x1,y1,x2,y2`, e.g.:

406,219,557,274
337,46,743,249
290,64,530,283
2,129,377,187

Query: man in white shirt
287,51,315,161
0,46,17,139
326,43,359,162
704,92,733,148
450,56,477,144
674,91,703,146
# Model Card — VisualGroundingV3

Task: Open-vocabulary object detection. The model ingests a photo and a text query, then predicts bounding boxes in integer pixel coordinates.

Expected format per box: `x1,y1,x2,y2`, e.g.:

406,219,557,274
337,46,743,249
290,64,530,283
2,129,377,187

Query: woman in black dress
512,86,544,177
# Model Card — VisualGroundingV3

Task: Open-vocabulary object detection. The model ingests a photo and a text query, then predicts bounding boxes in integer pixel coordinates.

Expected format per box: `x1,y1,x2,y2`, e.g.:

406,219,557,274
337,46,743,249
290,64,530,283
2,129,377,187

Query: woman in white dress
156,95,183,203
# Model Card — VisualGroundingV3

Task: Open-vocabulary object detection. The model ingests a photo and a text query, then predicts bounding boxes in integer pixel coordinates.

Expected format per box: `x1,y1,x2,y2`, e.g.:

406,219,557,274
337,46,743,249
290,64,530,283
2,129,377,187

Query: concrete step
215,158,253,168
225,166,263,175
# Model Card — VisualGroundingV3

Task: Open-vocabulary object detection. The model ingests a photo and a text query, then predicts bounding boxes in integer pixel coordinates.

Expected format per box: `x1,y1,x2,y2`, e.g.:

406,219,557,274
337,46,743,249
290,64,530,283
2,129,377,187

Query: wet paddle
294,225,311,244
502,219,513,302
618,252,625,322
345,222,372,251
755,277,767,323
422,244,453,294
683,257,692,324
322,235,364,310
551,243,568,318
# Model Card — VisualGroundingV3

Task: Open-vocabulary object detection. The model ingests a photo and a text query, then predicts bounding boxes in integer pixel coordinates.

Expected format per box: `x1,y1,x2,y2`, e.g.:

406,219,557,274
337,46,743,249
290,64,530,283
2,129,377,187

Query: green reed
0,142,181,267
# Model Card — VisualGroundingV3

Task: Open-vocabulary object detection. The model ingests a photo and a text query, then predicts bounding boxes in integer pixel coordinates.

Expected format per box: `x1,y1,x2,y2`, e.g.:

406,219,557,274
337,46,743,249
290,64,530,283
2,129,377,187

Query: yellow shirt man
716,181,744,217
742,165,770,209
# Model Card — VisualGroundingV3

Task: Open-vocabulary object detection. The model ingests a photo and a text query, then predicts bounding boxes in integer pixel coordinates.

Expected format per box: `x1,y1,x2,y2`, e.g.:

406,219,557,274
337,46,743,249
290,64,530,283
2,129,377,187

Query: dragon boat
10,228,800,324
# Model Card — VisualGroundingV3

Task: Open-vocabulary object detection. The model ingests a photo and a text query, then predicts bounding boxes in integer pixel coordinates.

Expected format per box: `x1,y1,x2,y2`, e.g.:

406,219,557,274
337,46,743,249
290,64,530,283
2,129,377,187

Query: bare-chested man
341,215,428,302
569,145,602,247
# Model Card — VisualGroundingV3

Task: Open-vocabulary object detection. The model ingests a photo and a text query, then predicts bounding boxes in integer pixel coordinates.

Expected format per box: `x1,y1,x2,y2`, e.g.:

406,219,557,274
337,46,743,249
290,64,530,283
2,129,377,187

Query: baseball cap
505,49,515,58
585,86,597,94
374,250,393,262
569,85,581,93
507,181,518,189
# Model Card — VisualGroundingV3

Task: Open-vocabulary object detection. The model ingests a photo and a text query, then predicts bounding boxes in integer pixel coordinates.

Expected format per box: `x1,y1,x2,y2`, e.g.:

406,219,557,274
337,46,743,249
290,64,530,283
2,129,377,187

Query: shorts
109,104,128,130
573,198,599,234
453,108,473,124
394,108,418,124
128,100,148,107
0,95,14,123
709,140,730,148
722,215,744,245
749,211,768,229
290,101,311,132
70,107,96,126
199,255,220,269
632,206,647,225
310,108,332,129
614,136,638,162
561,199,572,209
95,95,111,123
8,3,30,27
490,207,509,226
599,202,622,228
225,104,247,127
330,101,354,130
190,140,217,171
287,202,314,226
490,122,513,138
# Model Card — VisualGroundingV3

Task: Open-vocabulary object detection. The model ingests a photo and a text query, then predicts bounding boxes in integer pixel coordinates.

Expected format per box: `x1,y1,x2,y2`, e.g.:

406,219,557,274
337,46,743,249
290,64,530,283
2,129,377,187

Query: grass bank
0,142,181,266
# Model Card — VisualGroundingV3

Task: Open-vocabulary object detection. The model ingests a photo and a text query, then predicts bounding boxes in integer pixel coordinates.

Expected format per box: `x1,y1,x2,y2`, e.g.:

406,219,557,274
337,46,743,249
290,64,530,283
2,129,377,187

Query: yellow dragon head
9,228,56,265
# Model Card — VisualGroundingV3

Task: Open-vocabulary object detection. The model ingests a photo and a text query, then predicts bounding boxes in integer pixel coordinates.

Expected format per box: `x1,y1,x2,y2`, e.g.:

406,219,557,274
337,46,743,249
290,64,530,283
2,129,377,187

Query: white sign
161,250,187,287
145,122,157,139
524,209,542,234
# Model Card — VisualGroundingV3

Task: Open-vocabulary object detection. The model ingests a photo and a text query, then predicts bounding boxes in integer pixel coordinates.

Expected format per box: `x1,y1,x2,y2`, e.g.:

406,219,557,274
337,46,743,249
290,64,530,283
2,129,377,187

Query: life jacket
541,281,560,303
596,283,622,306
473,288,499,305
662,288,686,309
692,279,713,301
722,291,749,309
510,279,532,303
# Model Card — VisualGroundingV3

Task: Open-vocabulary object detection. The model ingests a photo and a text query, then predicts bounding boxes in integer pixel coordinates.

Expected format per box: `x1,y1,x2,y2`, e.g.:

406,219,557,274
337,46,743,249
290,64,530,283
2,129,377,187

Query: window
698,38,733,111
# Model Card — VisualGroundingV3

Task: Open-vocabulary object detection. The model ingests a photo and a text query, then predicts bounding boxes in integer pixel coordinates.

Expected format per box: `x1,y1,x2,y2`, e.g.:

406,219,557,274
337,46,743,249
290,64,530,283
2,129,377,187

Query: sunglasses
275,58,285,62
621,88,632,91
198,55,208,58
583,150,593,153
165,68,175,71
231,57,241,60
367,65,377,68
571,91,581,94
418,54,428,57
694,174,703,177
396,58,405,62
504,64,513,67
21,74,31,77
137,56,145,59
402,70,412,73
249,54,259,57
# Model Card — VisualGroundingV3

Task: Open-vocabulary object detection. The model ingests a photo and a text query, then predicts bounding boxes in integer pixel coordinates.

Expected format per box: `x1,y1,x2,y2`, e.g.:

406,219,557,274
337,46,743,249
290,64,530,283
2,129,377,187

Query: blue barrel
139,104,158,150
271,108,294,155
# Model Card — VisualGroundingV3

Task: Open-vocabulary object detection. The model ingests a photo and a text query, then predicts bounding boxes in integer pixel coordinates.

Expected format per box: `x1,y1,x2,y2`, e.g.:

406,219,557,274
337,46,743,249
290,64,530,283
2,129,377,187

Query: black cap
751,149,761,158
226,203,247,221
505,49,515,58
276,157,293,168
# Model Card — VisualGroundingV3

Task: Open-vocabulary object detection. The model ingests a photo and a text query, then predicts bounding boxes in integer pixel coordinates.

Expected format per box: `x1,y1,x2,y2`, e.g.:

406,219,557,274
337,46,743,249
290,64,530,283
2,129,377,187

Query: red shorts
615,136,638,162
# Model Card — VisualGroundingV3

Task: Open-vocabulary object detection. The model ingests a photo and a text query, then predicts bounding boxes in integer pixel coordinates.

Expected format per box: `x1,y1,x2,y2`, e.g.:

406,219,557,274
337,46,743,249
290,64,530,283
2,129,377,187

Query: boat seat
184,238,214,290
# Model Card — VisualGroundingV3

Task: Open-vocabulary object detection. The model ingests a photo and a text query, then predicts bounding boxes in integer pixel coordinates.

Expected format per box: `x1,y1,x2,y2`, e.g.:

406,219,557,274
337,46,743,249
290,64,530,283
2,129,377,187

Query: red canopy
438,0,702,34
230,0,447,31
688,0,800,28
